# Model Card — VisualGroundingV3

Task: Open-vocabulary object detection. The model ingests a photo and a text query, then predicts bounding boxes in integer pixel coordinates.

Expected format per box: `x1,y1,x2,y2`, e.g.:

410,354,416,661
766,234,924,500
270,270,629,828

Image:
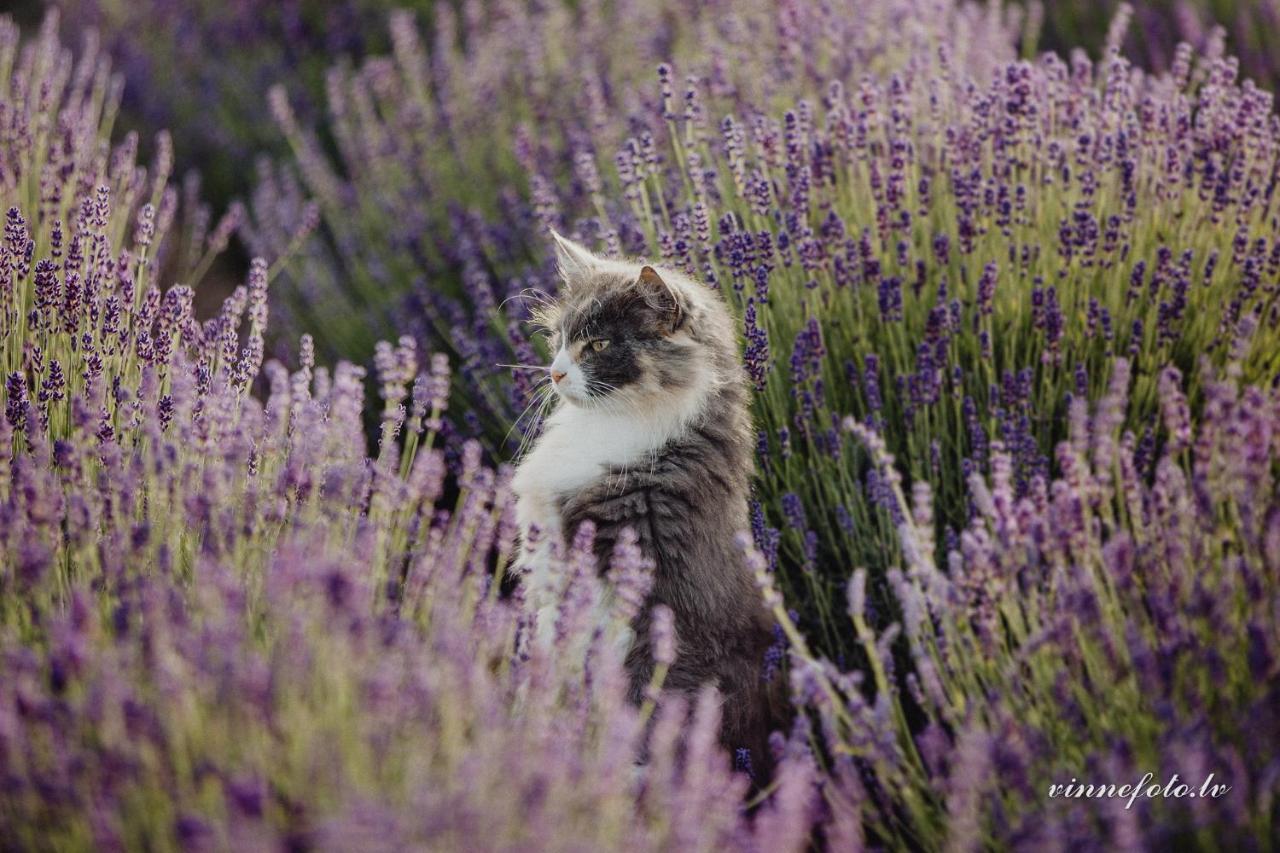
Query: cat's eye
590,339,610,353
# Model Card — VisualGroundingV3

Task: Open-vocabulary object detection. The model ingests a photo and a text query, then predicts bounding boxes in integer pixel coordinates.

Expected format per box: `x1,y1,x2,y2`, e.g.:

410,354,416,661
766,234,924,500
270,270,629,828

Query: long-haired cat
512,232,780,778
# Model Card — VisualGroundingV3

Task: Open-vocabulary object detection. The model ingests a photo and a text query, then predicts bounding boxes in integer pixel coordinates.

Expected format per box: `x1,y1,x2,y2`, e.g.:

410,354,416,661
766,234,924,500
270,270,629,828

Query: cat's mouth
555,381,624,410
552,381,590,406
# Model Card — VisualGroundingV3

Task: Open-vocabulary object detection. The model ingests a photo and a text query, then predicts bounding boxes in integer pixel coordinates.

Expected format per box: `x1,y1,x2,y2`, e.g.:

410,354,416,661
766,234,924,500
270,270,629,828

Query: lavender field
2,2,1279,850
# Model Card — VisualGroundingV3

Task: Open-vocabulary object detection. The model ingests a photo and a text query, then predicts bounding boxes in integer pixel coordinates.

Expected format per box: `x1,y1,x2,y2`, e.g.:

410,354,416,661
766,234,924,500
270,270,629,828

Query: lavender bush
764,366,1280,848
256,1,1280,651
248,0,1025,427
0,17,817,848
50,0,440,209
3,7,1279,850
1030,1,1280,94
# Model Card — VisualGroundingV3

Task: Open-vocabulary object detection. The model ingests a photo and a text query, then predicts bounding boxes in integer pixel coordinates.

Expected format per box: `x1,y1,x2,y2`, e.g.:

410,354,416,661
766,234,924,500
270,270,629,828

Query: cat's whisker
520,382,559,433
499,288,561,319
495,363,549,372
515,389,559,460
517,383,557,431
507,391,552,440
504,378,556,452
513,408,552,462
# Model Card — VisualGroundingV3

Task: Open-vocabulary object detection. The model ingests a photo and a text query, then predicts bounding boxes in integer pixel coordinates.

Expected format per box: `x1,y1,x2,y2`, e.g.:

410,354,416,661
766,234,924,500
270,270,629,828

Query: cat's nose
551,370,567,384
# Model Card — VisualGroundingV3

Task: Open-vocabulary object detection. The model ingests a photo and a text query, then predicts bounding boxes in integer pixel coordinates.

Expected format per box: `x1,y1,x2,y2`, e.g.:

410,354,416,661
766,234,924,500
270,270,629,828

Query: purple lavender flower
5,371,29,433
743,299,770,391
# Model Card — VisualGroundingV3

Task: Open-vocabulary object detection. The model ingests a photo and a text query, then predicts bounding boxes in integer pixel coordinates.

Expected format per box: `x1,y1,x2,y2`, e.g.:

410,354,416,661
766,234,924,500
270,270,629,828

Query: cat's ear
551,230,603,285
637,265,684,333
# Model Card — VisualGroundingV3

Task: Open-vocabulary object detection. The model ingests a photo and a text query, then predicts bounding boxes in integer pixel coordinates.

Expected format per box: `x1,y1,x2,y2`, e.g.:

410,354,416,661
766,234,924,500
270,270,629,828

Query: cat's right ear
551,230,602,286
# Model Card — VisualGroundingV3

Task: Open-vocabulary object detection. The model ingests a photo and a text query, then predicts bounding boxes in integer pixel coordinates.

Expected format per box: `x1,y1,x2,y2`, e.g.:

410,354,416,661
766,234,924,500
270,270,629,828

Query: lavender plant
255,1,1280,654
758,357,1280,848
1,340,816,850
0,253,818,847
248,0,1026,438
1030,0,1280,95
51,0,441,209
1,15,819,849
4,7,1279,850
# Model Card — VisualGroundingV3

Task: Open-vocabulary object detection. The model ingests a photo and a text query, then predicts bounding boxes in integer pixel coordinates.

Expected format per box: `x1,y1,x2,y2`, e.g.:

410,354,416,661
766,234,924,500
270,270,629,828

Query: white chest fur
511,382,711,644
513,402,688,552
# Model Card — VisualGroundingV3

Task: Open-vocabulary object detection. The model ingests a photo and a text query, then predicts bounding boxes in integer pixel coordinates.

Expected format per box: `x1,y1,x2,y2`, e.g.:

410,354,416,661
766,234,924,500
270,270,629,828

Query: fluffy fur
512,232,780,777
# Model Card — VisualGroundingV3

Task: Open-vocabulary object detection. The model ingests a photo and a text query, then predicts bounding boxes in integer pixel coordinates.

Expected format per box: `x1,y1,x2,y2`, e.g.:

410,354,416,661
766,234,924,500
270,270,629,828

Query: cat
511,231,781,779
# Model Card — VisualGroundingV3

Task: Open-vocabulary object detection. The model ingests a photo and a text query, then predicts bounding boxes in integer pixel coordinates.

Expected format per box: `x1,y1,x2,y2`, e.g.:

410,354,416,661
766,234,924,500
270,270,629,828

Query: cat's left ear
551,230,603,286
637,265,684,333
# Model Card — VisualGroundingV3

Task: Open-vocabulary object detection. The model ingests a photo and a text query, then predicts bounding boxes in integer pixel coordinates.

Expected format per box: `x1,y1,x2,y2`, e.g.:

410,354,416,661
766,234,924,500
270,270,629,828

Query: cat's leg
514,490,566,650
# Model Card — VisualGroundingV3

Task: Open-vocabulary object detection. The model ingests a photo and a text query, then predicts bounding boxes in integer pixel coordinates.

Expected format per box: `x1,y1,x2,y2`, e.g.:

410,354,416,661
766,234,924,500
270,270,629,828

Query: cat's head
534,232,734,410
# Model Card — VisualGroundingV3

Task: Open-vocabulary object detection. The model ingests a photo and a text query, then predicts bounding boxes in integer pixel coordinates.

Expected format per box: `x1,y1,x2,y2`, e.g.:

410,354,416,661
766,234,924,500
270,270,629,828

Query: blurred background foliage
35,0,1277,220
33,0,1280,380
48,0,437,210
1031,0,1280,90
34,0,1280,330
